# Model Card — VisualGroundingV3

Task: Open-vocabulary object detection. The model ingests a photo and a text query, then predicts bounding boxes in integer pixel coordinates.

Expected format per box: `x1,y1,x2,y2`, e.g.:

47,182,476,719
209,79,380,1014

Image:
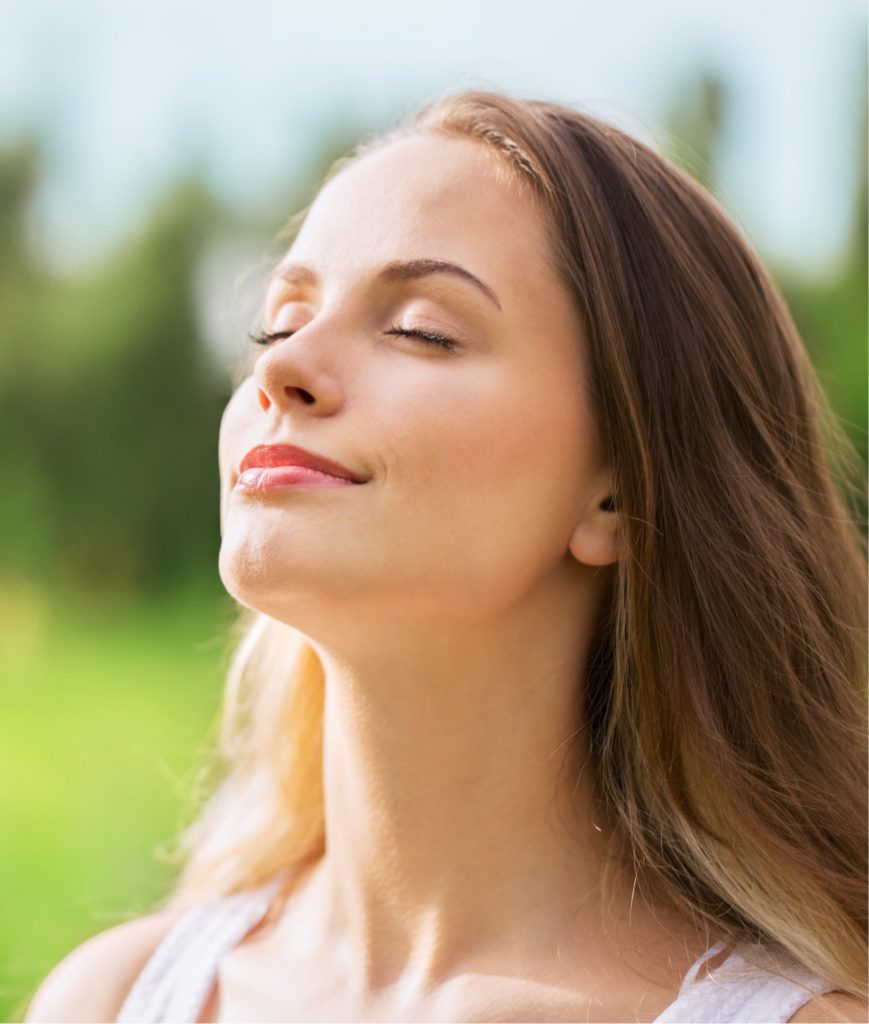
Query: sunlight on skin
212,131,710,1019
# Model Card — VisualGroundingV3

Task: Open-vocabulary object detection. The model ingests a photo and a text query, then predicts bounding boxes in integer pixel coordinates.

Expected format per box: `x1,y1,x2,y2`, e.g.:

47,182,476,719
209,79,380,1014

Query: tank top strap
654,942,838,1023
118,890,839,1024
115,877,284,1023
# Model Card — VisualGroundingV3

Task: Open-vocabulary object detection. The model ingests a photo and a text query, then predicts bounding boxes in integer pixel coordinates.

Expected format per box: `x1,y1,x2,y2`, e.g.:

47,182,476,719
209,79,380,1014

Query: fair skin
27,131,868,1023
210,130,701,1020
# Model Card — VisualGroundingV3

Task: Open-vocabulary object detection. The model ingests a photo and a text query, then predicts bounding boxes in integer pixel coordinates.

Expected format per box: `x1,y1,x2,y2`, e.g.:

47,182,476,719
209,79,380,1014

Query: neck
292,561,645,993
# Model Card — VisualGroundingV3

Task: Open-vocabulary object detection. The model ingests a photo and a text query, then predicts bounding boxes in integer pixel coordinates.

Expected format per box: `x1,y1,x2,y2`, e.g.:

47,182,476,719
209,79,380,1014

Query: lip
238,444,367,485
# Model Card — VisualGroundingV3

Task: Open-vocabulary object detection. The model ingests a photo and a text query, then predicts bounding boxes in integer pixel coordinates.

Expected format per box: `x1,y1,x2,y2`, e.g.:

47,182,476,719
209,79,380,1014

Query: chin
217,533,355,624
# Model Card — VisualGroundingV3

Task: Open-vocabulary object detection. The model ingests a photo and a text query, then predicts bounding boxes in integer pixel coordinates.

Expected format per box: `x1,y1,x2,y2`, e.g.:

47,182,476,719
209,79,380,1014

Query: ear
568,486,619,567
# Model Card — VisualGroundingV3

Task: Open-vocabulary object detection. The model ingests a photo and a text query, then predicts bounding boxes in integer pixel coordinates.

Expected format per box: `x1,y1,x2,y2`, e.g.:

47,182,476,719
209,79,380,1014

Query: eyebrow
268,257,502,312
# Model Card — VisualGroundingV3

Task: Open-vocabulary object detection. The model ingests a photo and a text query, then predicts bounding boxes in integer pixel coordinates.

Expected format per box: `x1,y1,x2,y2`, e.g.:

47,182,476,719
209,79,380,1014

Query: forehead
288,132,561,315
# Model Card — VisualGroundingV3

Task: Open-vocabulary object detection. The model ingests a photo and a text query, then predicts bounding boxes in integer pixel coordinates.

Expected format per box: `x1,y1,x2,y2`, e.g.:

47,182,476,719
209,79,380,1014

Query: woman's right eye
248,329,294,346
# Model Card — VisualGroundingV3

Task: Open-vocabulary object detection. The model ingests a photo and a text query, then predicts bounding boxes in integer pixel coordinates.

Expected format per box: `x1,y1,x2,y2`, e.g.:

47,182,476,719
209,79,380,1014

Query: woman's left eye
385,325,459,353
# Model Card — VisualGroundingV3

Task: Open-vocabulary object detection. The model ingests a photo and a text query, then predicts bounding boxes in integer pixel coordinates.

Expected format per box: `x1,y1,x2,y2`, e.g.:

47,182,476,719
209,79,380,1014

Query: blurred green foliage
0,76,865,1020
0,580,229,1019
0,157,229,593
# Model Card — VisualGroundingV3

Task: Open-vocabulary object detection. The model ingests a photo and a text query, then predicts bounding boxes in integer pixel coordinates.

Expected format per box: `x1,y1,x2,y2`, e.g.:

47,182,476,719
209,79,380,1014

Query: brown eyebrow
268,258,502,312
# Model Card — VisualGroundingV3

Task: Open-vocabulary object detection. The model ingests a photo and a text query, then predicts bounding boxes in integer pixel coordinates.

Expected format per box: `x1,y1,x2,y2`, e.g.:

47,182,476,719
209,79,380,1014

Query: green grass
0,577,233,1021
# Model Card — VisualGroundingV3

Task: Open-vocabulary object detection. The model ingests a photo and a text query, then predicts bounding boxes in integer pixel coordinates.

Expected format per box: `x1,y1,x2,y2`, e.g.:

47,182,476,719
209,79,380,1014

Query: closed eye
248,329,294,346
384,325,459,353
247,325,460,353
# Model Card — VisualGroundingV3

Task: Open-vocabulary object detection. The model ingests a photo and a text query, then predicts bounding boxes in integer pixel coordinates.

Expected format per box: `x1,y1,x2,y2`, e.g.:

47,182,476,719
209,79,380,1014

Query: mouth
236,443,367,490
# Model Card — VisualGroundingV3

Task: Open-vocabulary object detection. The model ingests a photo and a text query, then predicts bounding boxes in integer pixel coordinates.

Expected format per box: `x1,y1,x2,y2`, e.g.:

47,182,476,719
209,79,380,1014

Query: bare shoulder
788,991,869,1023
25,909,182,1023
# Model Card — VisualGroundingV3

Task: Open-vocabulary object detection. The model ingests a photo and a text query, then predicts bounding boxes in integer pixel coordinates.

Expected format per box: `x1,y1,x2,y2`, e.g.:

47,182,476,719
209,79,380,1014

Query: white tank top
116,878,836,1022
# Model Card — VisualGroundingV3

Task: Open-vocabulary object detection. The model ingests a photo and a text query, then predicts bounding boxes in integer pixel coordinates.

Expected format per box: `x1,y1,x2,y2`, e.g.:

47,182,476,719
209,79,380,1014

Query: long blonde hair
165,89,868,1000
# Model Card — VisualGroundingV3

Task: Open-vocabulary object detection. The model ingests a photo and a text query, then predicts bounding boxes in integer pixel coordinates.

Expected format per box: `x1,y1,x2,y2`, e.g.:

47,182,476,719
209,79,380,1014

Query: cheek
386,361,592,564
218,382,256,523
219,381,255,472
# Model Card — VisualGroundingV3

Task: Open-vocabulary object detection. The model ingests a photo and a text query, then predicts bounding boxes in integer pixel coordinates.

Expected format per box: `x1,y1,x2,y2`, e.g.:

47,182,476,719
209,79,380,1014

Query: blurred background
0,0,866,1016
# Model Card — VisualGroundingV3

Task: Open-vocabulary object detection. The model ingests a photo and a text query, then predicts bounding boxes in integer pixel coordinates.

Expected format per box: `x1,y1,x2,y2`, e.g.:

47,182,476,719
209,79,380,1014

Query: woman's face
218,131,613,630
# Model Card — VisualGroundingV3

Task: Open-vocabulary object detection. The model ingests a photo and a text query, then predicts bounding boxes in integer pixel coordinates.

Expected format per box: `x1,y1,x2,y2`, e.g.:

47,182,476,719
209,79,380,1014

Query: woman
27,88,867,1022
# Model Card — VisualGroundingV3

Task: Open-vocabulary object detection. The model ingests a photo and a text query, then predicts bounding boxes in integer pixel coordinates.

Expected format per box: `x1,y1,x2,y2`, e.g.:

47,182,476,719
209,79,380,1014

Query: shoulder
787,991,869,1023
25,910,182,1023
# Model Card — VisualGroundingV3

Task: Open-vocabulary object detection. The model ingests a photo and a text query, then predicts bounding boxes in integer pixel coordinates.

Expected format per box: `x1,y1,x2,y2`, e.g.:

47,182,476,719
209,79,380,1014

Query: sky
0,0,866,275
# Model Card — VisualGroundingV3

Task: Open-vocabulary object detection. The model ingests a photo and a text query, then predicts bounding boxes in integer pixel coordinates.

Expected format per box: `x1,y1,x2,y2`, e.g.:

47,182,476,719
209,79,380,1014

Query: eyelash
247,324,459,354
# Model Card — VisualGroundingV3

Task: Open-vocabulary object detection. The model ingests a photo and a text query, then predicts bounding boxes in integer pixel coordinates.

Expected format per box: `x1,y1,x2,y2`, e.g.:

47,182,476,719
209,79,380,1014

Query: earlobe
568,494,619,567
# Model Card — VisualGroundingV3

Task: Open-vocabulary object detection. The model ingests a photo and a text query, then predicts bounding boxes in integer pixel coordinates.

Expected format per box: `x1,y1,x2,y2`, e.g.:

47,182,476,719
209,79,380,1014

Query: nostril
288,387,316,405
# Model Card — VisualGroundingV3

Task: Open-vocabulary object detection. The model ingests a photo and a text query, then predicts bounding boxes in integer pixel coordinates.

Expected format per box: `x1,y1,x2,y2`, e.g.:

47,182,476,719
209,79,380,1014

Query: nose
252,327,345,417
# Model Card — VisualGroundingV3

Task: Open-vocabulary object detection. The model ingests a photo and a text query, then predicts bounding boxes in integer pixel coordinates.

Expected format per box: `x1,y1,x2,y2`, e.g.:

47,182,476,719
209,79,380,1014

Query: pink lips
236,443,366,491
